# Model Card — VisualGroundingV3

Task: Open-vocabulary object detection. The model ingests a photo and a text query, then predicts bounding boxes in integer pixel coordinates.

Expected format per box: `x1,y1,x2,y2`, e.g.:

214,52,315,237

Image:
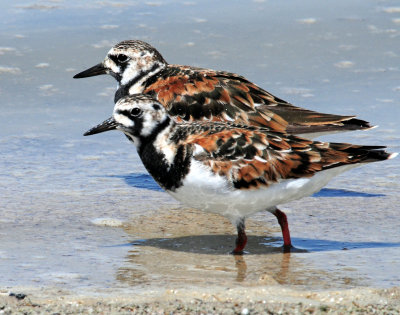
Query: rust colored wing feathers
174,123,388,189
145,67,288,133
144,65,371,135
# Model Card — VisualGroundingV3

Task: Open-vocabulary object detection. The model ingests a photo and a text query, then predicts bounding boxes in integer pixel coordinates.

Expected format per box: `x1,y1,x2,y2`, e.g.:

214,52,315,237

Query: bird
74,40,372,138
83,94,396,254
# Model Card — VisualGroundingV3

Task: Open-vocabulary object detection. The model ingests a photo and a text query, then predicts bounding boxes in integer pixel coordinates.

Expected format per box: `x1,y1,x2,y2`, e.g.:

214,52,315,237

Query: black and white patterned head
74,40,167,86
113,94,168,138
84,95,169,146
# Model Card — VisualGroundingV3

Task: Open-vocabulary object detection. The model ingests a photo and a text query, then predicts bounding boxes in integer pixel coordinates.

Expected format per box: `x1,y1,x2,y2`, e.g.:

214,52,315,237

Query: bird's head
84,94,169,146
74,40,167,86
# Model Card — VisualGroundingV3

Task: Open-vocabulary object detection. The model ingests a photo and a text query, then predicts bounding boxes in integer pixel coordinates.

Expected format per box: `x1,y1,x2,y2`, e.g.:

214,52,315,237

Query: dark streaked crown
113,40,167,63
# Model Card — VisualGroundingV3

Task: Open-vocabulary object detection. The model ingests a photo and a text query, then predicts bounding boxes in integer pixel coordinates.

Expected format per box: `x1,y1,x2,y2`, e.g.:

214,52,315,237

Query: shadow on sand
108,173,385,197
105,235,400,255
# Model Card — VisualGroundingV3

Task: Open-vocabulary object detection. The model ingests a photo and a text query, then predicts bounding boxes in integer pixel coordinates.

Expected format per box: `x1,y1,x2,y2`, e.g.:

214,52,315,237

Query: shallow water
0,0,399,296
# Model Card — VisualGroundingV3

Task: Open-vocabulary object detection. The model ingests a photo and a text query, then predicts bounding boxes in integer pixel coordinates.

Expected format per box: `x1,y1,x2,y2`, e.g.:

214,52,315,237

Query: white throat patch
114,112,134,128
120,51,157,86
140,111,167,137
103,57,120,76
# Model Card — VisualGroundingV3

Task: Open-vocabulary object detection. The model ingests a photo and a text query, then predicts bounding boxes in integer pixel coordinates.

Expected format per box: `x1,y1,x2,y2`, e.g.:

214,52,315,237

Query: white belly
168,159,358,223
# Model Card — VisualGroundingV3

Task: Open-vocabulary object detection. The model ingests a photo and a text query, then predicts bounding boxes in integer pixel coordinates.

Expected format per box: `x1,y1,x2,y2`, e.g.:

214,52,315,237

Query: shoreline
2,286,399,314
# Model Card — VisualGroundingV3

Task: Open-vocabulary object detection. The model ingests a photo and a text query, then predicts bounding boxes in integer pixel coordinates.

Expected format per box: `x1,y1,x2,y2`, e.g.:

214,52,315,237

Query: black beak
84,117,118,136
73,63,107,79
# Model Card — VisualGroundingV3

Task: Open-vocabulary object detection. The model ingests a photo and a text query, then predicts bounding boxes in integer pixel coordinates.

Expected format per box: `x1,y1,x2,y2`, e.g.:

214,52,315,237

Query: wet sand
2,209,400,313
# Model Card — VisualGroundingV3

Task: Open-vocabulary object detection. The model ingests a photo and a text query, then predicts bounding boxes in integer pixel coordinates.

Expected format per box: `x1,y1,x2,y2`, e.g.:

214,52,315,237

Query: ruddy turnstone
84,94,396,254
75,40,372,138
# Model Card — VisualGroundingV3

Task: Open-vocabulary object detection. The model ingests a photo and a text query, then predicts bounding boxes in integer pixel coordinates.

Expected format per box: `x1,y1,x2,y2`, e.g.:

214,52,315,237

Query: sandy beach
2,286,400,314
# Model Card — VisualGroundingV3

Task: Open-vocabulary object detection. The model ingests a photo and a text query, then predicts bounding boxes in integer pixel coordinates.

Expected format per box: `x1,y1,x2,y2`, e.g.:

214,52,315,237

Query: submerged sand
2,209,400,314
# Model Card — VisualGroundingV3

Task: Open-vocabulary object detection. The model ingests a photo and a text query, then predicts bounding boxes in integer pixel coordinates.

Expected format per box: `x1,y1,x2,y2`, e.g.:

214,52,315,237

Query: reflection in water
233,255,247,282
116,240,363,289
115,208,374,290
275,253,291,285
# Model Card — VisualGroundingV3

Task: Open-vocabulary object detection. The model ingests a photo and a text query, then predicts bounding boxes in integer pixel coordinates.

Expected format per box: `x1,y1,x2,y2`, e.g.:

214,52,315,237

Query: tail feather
328,143,394,164
258,104,373,136
342,118,373,130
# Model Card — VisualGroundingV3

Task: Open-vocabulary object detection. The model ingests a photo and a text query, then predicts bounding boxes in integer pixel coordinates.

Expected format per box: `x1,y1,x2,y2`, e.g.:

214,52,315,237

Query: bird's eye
130,107,142,117
117,54,129,63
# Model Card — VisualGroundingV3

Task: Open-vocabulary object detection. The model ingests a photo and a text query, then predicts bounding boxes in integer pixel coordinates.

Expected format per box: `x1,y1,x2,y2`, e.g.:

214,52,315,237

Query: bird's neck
115,62,166,102
136,119,192,191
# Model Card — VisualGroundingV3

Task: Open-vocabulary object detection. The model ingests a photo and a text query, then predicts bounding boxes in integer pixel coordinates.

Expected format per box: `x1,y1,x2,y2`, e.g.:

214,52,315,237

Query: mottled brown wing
144,65,372,135
176,123,387,189
144,66,288,133
208,71,372,132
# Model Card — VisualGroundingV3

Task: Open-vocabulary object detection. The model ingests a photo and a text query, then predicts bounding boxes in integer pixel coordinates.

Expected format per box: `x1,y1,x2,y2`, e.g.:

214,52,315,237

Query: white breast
168,159,358,224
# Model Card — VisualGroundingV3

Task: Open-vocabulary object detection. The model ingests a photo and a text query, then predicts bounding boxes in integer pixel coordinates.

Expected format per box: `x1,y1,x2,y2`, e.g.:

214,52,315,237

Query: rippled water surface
0,0,399,295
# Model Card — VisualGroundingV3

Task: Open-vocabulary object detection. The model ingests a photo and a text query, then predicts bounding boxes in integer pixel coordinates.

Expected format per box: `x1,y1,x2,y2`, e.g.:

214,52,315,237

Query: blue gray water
0,0,399,295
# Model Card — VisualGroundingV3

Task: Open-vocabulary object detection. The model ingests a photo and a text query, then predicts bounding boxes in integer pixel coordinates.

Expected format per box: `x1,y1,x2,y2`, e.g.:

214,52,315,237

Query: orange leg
272,208,292,249
232,219,247,255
